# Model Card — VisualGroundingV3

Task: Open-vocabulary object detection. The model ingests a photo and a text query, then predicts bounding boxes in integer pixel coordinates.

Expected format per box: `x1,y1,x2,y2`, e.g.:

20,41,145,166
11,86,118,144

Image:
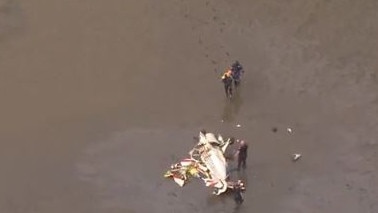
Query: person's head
226,69,232,76
240,140,245,145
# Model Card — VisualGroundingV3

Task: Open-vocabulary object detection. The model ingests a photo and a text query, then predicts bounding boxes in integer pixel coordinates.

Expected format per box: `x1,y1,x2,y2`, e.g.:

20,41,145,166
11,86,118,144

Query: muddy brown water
0,0,377,212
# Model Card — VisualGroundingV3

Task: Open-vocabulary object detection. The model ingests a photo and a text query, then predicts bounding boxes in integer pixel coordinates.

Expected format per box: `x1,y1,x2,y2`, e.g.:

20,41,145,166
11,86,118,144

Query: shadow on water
206,192,229,206
232,204,246,213
221,86,244,123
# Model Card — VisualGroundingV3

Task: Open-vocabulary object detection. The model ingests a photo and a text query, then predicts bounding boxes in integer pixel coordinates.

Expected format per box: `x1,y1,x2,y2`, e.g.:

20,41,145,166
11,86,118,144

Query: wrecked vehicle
164,131,245,195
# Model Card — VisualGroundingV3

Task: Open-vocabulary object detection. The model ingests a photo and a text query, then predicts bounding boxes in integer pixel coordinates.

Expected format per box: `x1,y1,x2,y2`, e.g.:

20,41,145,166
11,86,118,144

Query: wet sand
1,0,377,212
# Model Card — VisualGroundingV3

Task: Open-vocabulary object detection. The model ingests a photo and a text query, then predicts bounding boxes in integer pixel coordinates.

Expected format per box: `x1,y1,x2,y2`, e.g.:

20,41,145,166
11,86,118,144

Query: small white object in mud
221,120,224,123
292,154,301,161
287,128,292,133
236,124,241,127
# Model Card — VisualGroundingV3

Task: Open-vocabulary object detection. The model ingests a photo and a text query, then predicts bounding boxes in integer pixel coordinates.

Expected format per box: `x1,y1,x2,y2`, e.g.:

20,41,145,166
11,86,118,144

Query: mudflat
0,0,377,212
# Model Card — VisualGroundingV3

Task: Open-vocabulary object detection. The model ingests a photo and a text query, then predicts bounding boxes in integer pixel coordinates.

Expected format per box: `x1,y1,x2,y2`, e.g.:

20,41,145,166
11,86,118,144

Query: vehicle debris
292,153,301,161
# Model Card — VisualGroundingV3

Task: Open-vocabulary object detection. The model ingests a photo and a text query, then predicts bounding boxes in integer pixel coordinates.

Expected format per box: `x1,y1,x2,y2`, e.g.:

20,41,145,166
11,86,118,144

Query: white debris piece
292,154,301,161
287,128,292,133
236,124,241,127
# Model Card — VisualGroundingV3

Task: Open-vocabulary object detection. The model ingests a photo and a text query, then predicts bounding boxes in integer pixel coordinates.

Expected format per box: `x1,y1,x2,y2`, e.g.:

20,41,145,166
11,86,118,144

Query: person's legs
234,79,239,88
224,84,229,97
242,157,246,169
228,84,233,97
224,84,232,98
237,157,242,170
234,191,244,204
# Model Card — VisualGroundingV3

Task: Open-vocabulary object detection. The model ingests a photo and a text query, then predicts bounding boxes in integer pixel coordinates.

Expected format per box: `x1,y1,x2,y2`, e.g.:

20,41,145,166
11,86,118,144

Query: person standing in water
235,140,248,170
233,180,245,204
221,69,234,98
231,61,244,88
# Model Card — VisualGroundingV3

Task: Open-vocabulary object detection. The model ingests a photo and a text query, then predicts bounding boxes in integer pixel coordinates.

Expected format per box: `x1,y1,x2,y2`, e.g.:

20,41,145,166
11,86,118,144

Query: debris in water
287,128,292,133
292,154,301,161
236,124,241,127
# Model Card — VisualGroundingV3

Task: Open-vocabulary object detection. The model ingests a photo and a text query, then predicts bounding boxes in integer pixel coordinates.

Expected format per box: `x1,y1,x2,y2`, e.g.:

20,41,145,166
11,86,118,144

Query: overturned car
164,131,246,195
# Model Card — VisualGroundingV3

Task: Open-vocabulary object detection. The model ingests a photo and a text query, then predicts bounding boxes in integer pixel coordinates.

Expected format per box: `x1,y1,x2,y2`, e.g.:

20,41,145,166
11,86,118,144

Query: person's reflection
221,89,243,123
232,88,243,115
221,101,234,123
206,191,227,206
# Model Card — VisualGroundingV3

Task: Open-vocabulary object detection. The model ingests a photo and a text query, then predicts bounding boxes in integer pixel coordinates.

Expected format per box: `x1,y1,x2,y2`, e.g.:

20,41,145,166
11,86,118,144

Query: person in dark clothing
235,140,248,170
221,69,233,98
231,61,244,88
233,180,245,204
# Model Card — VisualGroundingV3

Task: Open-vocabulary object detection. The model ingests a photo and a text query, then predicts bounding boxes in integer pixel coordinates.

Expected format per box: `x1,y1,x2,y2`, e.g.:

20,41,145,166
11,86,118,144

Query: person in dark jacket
231,61,244,88
235,140,248,170
233,180,245,204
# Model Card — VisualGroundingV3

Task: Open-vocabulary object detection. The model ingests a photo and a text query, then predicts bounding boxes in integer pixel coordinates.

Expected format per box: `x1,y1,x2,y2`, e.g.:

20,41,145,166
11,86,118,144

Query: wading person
231,61,244,88
233,180,245,204
235,140,248,170
221,69,233,98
